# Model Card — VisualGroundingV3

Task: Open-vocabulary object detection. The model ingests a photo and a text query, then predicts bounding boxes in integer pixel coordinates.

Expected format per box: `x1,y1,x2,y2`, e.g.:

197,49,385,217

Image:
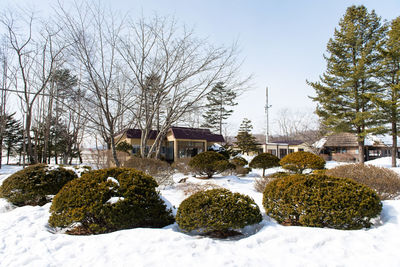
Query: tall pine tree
202,82,237,135
2,113,23,164
308,5,386,163
375,17,400,167
235,118,258,155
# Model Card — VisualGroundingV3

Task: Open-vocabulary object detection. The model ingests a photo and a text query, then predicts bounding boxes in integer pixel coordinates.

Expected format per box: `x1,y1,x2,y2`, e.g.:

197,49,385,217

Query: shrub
188,151,231,178
253,172,290,192
332,153,357,162
279,151,325,174
171,158,192,175
263,174,382,229
48,167,174,234
116,141,133,154
326,164,400,200
249,153,280,177
0,164,78,206
231,157,248,167
122,157,174,185
176,188,262,237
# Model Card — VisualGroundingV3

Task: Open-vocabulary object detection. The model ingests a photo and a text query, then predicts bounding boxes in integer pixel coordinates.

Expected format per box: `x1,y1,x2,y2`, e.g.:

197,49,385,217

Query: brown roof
126,129,158,139
324,132,358,147
170,127,225,142
125,127,225,143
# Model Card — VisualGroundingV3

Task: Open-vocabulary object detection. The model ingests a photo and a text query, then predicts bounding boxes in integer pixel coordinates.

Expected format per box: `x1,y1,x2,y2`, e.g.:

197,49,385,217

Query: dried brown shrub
332,153,357,162
253,172,290,192
121,157,174,185
176,182,222,196
171,158,193,175
326,163,400,200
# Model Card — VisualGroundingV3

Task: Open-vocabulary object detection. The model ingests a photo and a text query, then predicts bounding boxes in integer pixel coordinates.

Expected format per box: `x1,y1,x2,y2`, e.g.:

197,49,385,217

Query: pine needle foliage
308,5,387,163
262,174,382,230
202,82,237,135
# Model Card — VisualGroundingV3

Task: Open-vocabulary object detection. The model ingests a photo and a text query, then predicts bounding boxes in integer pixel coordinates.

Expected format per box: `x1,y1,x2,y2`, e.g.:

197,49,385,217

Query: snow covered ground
1,159,400,267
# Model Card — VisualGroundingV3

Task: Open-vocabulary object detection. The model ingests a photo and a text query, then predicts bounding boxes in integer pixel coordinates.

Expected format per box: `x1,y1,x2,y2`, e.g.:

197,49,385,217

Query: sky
2,0,400,135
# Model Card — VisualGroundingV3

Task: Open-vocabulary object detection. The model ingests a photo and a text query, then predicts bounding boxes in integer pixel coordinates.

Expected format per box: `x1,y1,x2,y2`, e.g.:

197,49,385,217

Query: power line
0,87,51,96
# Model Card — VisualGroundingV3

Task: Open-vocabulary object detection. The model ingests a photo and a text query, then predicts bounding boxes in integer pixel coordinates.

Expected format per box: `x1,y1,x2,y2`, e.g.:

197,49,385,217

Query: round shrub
280,151,325,174
189,151,231,178
231,157,248,167
0,164,78,206
263,174,382,229
176,188,262,236
326,163,400,200
48,167,174,234
249,153,280,177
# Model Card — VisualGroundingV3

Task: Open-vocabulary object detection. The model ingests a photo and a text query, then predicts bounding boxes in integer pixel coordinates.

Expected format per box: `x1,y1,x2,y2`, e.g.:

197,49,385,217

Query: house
116,126,225,161
228,134,310,159
262,139,309,158
316,132,399,162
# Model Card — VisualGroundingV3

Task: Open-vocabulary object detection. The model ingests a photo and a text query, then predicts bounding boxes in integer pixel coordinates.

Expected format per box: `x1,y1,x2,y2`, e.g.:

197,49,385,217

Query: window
267,149,276,156
132,145,140,155
298,148,304,152
289,149,294,154
279,149,288,158
177,141,205,158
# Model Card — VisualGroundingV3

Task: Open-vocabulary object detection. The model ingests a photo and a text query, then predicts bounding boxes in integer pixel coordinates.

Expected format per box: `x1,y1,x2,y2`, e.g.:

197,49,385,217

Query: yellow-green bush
280,151,325,173
176,188,262,236
262,174,382,229
188,151,232,178
231,157,248,167
326,164,400,200
0,164,78,206
249,153,280,177
48,167,174,234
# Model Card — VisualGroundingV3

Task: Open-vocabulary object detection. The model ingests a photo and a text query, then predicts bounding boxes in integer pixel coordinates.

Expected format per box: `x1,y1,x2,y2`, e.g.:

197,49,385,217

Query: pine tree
235,118,258,155
375,17,400,167
3,113,24,164
202,82,237,135
308,5,386,163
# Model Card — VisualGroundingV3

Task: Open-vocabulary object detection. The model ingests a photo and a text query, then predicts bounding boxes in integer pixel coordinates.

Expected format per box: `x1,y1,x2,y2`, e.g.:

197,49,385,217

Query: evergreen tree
202,82,237,135
308,5,386,163
2,113,24,164
375,17,400,167
235,118,258,155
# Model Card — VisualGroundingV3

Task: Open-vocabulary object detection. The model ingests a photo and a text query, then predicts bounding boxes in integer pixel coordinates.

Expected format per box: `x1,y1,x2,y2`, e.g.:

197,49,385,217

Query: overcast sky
3,0,400,135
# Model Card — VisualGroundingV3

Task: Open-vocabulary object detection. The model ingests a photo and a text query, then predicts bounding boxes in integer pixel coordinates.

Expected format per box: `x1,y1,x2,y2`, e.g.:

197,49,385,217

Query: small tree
201,82,238,135
235,118,258,155
280,151,325,174
249,153,280,177
116,141,133,154
2,113,23,164
189,151,232,178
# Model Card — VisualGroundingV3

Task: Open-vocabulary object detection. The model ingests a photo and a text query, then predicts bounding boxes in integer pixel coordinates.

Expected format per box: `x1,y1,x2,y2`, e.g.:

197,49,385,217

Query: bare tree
1,9,65,164
0,38,12,168
56,1,134,167
119,15,248,158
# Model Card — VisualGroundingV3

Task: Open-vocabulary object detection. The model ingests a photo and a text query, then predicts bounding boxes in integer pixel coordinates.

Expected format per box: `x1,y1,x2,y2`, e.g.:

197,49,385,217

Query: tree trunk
110,134,120,167
358,140,365,164
392,121,397,167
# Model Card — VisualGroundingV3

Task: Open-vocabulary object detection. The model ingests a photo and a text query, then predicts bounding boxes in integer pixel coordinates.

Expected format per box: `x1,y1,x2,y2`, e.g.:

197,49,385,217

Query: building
116,126,225,161
262,140,309,158
316,132,399,162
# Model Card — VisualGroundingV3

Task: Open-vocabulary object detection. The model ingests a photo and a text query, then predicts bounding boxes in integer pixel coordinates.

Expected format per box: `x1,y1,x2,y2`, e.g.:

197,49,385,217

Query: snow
106,197,124,204
107,177,120,186
1,160,400,266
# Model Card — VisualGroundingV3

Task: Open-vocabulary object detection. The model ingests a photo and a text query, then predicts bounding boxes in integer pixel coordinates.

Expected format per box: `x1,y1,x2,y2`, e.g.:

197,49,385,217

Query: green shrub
231,157,248,167
122,157,173,185
262,174,382,229
0,164,78,206
326,163,400,200
176,188,262,236
48,167,174,234
188,151,231,178
249,153,280,177
116,141,133,154
279,151,325,174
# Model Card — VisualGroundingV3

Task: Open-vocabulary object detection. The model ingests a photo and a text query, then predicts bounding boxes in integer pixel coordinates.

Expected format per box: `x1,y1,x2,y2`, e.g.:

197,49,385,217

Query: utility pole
265,86,272,145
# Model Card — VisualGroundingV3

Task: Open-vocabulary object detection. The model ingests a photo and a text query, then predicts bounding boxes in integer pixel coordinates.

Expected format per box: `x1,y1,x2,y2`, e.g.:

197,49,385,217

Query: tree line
0,1,248,167
309,5,400,167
